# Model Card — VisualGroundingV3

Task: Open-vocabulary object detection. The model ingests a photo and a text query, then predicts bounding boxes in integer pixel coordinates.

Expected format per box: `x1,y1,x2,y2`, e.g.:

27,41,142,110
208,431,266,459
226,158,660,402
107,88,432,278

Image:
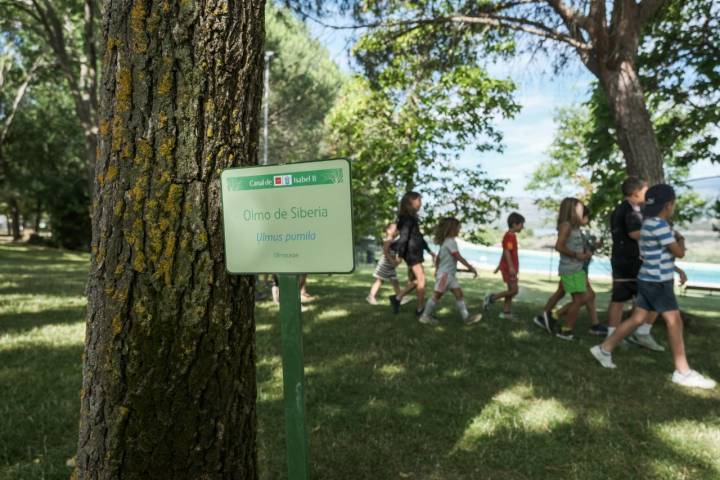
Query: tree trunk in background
34,198,41,232
599,59,665,185
76,0,265,478
9,198,21,240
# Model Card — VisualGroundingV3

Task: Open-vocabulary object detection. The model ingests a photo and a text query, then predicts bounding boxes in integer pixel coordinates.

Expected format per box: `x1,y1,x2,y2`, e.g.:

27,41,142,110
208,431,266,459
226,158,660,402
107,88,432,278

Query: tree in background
0,0,98,186
77,0,264,476
325,69,517,242
2,82,91,248
290,0,714,185
527,0,717,232
265,2,344,163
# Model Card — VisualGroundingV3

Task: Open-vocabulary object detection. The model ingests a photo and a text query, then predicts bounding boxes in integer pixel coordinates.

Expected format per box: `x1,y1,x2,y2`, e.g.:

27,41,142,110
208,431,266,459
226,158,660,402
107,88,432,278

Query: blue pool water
457,241,720,286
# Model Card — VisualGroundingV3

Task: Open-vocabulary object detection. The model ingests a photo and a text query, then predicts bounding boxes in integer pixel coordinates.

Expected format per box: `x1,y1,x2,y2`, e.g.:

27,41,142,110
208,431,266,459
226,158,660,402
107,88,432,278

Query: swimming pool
458,240,720,286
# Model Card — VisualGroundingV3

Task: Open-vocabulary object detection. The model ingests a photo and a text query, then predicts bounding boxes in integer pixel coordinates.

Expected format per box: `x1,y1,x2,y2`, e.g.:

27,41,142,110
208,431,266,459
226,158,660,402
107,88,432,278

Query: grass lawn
1,243,719,479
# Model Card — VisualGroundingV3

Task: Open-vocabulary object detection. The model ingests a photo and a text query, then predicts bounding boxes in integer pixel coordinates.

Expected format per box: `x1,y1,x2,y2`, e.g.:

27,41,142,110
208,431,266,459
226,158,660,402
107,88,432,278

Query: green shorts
561,270,587,294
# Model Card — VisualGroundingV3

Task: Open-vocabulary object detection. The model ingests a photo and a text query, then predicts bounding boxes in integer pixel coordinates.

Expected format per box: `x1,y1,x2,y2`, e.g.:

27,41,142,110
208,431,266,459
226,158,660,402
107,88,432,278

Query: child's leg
560,292,588,330
585,280,599,325
544,281,565,313
492,282,518,303
662,310,690,373
602,307,650,352
422,290,444,317
502,282,518,313
450,287,470,319
411,264,426,311
391,278,402,297
369,278,383,299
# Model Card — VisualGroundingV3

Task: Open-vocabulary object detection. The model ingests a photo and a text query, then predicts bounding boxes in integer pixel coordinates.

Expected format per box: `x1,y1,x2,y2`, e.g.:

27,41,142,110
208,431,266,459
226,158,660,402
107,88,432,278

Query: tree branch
638,0,668,27
0,56,43,179
306,11,592,51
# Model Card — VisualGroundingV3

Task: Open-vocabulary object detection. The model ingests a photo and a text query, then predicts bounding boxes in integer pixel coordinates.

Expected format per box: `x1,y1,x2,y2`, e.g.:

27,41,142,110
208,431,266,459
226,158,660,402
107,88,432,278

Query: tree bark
76,0,265,478
599,58,665,185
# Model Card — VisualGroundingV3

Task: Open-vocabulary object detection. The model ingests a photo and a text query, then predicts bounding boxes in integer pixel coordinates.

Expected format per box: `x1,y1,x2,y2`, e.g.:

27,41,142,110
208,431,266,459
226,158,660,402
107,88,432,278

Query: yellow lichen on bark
164,184,182,218
133,251,147,272
116,68,132,113
106,165,119,183
99,119,110,136
111,115,124,152
111,314,123,336
130,0,148,54
130,177,148,211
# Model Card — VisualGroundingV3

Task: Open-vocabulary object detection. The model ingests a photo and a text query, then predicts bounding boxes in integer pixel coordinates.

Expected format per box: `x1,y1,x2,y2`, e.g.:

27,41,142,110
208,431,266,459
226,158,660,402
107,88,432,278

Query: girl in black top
390,192,435,317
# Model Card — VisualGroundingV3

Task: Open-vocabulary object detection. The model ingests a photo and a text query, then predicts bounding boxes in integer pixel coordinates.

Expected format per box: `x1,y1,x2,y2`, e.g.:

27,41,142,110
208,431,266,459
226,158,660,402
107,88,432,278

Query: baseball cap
643,184,676,217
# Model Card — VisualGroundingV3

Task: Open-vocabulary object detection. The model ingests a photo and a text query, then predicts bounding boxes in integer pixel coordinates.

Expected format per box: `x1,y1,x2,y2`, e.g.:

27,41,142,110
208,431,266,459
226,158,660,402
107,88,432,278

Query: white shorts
434,272,460,293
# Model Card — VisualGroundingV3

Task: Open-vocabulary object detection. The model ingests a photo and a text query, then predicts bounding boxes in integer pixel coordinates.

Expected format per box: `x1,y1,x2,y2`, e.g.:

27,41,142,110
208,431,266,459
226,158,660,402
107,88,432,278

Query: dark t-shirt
610,200,643,278
395,214,430,262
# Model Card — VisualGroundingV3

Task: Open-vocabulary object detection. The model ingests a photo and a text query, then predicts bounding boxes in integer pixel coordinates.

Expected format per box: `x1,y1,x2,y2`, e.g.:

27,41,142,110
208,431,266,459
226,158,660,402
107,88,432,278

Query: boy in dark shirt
608,176,662,351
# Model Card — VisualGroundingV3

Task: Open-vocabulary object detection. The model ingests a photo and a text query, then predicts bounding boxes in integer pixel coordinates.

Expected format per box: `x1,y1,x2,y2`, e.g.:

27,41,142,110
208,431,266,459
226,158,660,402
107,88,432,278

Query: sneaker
366,296,378,305
389,295,400,314
464,313,482,325
555,329,575,341
483,293,493,311
533,313,553,334
419,314,439,325
628,333,666,352
590,345,617,369
672,370,717,389
400,296,413,305
499,312,518,321
589,324,609,336
415,308,425,318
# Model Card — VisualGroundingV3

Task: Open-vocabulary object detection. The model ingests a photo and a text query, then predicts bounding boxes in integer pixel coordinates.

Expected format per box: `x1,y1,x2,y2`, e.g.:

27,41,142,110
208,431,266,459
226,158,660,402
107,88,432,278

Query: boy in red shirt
484,213,525,320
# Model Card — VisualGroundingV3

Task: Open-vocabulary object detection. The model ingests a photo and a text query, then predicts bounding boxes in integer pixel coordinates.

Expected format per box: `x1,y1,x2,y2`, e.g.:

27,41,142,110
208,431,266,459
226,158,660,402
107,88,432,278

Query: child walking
419,217,482,325
534,206,607,335
367,223,404,305
389,192,435,317
553,198,592,340
484,212,525,320
590,184,715,389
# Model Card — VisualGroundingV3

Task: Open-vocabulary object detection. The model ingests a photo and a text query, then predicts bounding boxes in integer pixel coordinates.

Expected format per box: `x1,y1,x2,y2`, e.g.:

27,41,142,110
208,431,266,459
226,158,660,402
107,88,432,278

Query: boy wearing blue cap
590,184,716,389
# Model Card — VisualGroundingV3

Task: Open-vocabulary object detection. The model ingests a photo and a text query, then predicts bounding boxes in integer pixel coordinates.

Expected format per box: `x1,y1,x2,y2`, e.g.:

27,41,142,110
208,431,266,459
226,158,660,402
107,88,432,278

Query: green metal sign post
220,159,354,480
278,275,309,480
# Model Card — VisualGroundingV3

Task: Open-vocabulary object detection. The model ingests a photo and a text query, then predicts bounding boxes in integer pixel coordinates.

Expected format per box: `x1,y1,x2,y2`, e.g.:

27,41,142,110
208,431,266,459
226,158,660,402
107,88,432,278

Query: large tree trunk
76,0,265,478
599,59,665,185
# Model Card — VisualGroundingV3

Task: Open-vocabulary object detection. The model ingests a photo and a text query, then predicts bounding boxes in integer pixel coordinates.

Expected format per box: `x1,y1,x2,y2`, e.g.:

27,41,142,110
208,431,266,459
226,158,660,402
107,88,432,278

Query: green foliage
527,0,718,234
640,0,720,167
265,3,344,163
1,80,90,249
325,74,517,242
528,94,707,243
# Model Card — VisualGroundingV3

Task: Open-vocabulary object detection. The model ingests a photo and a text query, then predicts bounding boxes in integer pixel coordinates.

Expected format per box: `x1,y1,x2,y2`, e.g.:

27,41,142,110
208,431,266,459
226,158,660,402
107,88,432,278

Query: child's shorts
500,268,518,285
636,280,678,313
434,272,460,293
560,270,587,294
373,257,398,281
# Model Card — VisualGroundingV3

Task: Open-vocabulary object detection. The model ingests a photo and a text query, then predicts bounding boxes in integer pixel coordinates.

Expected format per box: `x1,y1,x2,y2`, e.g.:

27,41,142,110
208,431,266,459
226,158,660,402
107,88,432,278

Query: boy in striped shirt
590,184,716,389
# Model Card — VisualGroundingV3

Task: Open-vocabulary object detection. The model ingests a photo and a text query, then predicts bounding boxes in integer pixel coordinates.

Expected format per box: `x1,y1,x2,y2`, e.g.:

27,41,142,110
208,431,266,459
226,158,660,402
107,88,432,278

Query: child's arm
502,248,515,274
555,224,591,260
674,266,688,285
453,251,477,278
382,239,393,260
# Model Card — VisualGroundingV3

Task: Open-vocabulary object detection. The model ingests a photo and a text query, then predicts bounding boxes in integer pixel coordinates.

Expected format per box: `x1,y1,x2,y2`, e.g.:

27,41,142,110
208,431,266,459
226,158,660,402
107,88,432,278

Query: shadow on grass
0,306,86,336
0,344,82,480
255,272,720,480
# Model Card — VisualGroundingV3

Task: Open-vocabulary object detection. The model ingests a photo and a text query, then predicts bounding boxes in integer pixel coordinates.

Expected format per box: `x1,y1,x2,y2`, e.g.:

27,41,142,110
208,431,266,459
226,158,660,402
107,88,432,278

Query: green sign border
220,158,356,275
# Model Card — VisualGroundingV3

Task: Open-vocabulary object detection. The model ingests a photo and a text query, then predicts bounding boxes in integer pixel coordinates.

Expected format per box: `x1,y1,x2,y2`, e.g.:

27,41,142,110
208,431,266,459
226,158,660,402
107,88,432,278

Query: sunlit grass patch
454,383,575,451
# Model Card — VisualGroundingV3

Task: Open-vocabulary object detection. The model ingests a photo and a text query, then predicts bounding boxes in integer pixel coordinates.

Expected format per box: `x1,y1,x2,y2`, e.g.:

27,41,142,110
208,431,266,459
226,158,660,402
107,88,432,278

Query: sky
306,17,720,199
